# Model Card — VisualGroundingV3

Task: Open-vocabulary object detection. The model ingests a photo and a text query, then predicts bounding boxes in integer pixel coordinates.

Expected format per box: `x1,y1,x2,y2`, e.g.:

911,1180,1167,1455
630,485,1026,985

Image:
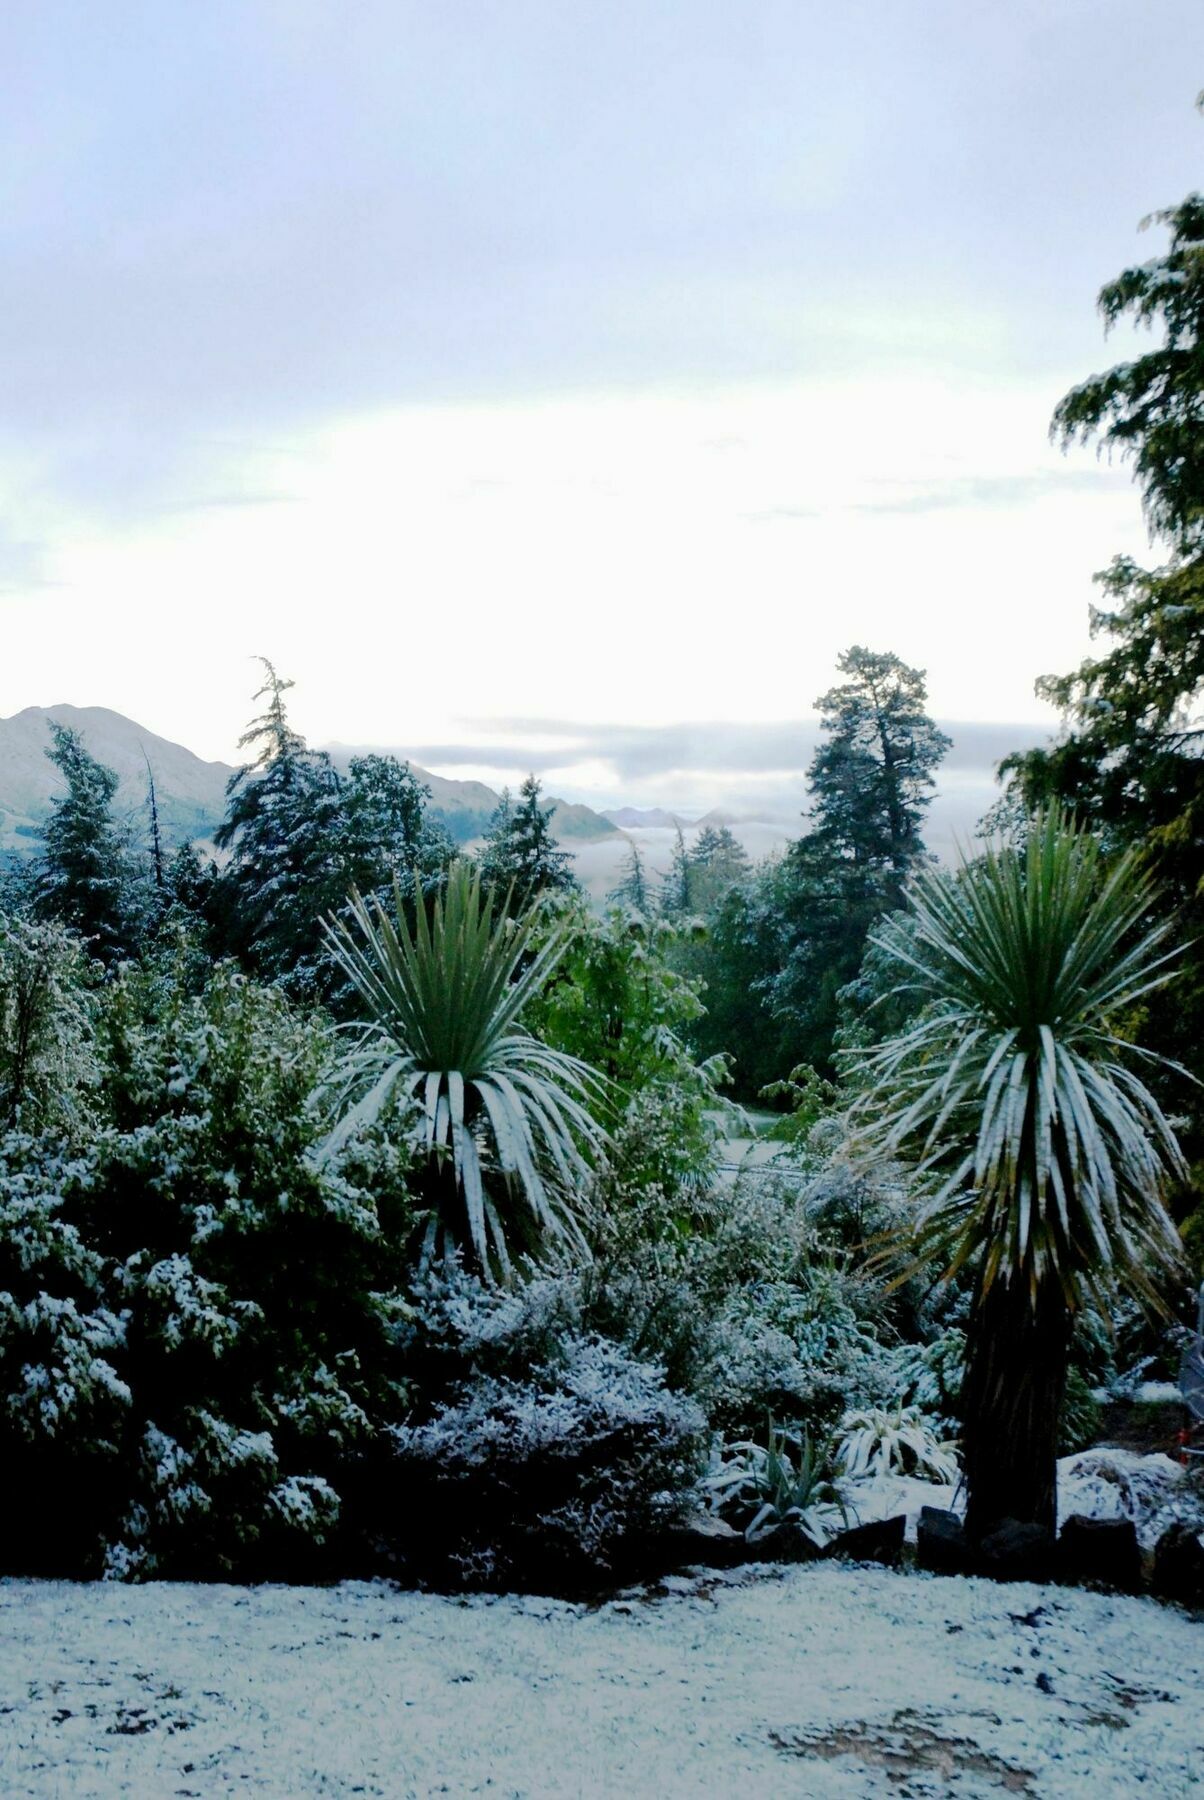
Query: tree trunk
961,1271,1071,1542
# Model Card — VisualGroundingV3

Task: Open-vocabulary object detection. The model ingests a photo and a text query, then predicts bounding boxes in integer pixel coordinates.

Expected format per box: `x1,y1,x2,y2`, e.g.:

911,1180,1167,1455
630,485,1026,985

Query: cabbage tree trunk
961,1270,1071,1542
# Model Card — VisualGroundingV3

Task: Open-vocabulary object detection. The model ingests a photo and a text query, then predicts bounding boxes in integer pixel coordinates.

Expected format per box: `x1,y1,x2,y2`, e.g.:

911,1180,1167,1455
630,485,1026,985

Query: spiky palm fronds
322,860,607,1277
848,809,1187,1310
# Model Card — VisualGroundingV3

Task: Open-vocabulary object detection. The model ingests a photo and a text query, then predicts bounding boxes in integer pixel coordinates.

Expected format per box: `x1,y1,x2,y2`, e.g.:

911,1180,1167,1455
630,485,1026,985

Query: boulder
663,1514,749,1572
750,1522,823,1565
977,1519,1056,1583
1057,1514,1142,1591
916,1506,972,1576
825,1514,907,1568
1151,1523,1204,1609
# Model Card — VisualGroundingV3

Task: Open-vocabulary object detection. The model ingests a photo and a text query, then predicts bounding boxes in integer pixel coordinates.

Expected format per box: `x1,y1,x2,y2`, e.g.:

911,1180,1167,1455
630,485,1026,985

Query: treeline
632,647,951,1095
6,662,578,999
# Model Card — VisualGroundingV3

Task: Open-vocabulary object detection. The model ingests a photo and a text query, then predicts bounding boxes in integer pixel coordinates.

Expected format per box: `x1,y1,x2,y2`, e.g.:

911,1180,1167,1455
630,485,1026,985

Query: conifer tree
807,647,950,888
335,754,452,901
660,822,694,916
215,661,345,985
686,824,749,913
609,838,650,912
764,647,948,1072
478,774,577,907
37,722,141,964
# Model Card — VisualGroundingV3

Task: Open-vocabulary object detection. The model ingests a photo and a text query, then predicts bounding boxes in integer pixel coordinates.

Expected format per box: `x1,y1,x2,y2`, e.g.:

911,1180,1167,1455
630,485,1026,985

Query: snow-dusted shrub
1059,1368,1104,1455
1057,1448,1204,1551
0,1135,130,1569
836,1402,960,1485
103,1415,344,1580
575,1166,904,1439
0,914,97,1132
382,1332,708,1587
0,961,419,1578
896,1328,965,1423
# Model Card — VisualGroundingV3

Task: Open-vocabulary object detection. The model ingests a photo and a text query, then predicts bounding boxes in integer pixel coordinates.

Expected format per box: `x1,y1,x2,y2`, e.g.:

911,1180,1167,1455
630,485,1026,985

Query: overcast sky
2,2,1202,806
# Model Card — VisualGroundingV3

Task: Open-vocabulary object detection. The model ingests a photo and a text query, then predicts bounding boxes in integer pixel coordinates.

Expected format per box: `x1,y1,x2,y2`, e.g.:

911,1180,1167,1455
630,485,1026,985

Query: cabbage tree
849,810,1187,1539
323,861,607,1278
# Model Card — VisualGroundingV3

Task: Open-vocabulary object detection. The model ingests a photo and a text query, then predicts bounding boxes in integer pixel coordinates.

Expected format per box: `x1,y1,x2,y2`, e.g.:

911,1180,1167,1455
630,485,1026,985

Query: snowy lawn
2,1565,1201,1797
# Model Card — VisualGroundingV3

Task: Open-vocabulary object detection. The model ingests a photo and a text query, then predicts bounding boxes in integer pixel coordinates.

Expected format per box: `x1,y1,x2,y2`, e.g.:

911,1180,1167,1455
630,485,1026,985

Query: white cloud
5,375,1145,761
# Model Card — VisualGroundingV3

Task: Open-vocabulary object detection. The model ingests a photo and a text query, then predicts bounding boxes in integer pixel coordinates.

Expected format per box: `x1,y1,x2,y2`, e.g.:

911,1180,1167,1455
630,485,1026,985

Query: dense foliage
668,646,949,1091
8,191,1204,1586
1003,176,1204,1270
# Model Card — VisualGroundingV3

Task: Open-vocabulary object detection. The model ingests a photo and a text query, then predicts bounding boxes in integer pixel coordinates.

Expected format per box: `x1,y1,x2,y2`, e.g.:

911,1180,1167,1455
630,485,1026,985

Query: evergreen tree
336,754,452,900
1001,169,1204,1240
685,824,749,914
608,838,650,912
144,754,166,895
478,774,577,906
1051,186,1204,555
764,647,948,1074
806,646,950,887
36,722,142,964
214,661,345,987
660,822,694,916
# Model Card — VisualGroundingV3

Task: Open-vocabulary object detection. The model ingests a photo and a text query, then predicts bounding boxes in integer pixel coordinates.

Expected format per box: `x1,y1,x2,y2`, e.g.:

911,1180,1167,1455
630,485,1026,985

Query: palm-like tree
848,810,1187,1539
323,861,607,1279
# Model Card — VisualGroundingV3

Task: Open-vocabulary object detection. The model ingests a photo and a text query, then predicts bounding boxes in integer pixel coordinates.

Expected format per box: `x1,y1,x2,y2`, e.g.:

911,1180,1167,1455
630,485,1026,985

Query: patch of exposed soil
773,1707,1037,1794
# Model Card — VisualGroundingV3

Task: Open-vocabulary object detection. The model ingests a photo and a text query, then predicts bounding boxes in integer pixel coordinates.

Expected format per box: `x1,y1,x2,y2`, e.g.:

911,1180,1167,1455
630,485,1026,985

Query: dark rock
1057,1515,1142,1591
751,1522,823,1564
662,1514,750,1572
977,1519,1056,1583
917,1507,972,1576
1151,1523,1204,1609
825,1514,907,1567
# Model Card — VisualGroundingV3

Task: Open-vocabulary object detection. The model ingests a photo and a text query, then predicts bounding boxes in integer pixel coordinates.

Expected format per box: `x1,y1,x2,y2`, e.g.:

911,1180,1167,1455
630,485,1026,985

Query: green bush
0,960,418,1577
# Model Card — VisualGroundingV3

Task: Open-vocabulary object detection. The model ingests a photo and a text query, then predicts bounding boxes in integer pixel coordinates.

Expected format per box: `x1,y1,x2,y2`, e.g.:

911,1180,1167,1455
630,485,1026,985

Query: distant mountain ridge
322,742,617,845
603,805,767,831
0,705,235,854
603,806,694,830
0,707,618,856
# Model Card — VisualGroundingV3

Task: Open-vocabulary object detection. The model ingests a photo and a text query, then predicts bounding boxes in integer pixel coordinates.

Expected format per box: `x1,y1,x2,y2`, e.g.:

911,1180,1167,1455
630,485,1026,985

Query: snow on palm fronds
846,807,1188,1311
323,860,609,1277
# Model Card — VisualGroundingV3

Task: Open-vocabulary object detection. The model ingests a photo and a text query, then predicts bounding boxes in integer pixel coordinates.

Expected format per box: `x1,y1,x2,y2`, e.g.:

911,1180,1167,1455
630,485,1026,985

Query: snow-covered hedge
382,1332,708,1588
0,960,418,1579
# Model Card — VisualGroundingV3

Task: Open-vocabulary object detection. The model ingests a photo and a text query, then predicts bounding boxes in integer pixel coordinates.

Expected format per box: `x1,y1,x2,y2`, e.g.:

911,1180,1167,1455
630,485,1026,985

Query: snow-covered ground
2,1563,1201,1798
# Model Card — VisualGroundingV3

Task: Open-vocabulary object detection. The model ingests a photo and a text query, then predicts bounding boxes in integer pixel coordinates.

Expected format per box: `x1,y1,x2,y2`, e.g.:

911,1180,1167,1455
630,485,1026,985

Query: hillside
0,705,235,854
0,708,618,857
324,744,617,846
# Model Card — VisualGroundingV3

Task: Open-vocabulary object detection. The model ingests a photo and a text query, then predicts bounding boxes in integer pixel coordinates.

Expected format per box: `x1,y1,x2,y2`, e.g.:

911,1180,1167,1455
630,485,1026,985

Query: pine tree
608,838,650,912
478,774,577,907
686,824,749,914
335,754,452,901
660,822,694,916
143,752,166,895
1001,171,1204,1216
764,647,949,1073
214,661,345,986
37,722,141,964
807,646,950,888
